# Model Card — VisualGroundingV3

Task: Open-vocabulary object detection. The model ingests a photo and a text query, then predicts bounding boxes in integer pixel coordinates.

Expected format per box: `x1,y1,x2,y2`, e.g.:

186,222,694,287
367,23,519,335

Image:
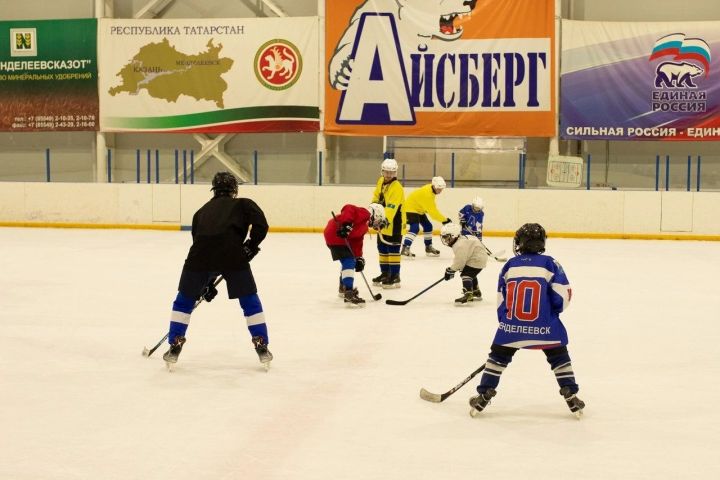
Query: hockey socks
168,292,194,343
239,293,269,344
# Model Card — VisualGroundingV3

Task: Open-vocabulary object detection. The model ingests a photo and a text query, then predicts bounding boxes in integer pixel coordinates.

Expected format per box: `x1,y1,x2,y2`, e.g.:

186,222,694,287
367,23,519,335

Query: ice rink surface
2,227,719,480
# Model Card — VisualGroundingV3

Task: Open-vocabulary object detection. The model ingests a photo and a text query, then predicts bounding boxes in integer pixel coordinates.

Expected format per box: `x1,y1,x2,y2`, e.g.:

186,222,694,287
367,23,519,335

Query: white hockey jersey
449,235,488,271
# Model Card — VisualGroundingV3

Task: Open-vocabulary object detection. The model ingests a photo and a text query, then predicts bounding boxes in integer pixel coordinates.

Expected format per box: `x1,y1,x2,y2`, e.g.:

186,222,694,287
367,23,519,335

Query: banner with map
561,20,720,141
324,0,555,137
0,19,98,132
99,18,319,133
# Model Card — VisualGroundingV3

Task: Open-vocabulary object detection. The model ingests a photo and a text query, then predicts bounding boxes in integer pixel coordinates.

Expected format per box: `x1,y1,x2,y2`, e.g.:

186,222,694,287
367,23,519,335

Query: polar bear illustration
655,61,704,88
329,0,478,90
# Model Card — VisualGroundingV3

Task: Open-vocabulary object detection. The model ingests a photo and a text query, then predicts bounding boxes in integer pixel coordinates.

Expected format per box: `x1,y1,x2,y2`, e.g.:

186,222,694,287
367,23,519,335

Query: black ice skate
163,336,186,371
343,288,366,307
382,273,401,289
455,289,474,305
425,245,441,257
252,335,273,370
560,387,585,419
472,289,482,300
372,273,387,286
338,284,359,299
401,245,415,258
469,388,496,418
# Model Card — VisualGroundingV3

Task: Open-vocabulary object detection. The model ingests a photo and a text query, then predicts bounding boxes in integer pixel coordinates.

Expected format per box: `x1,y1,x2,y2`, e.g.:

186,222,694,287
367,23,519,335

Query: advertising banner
99,18,319,133
0,19,98,132
561,20,720,141
325,0,555,137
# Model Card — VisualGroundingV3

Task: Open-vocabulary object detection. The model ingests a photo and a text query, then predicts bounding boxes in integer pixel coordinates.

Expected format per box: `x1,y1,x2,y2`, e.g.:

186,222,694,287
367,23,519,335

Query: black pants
178,267,257,299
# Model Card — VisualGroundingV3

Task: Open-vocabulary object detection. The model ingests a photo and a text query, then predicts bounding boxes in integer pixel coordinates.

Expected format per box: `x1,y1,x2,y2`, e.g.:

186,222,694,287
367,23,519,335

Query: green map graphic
108,38,234,108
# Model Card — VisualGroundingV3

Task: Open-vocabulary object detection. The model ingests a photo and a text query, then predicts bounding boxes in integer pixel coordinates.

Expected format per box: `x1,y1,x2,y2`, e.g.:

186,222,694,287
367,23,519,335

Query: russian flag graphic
650,33,712,76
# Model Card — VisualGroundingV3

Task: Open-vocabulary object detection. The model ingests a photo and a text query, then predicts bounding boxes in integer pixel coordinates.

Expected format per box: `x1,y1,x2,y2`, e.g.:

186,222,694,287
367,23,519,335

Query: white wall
2,182,719,239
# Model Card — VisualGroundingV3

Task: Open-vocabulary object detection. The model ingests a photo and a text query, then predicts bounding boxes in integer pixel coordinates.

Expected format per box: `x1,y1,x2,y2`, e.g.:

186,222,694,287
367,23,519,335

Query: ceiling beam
134,0,175,19
259,0,288,17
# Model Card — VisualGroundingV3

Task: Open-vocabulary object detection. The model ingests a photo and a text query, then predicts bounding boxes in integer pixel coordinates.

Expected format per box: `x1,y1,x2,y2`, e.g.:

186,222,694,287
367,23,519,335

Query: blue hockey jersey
493,253,572,349
458,205,484,239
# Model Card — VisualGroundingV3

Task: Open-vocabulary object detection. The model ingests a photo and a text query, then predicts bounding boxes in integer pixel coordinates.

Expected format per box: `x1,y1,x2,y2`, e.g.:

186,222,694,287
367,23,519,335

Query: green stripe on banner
105,105,319,129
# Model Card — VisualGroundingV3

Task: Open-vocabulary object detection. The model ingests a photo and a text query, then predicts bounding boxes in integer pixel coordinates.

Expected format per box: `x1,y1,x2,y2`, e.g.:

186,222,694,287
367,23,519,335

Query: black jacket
184,196,269,271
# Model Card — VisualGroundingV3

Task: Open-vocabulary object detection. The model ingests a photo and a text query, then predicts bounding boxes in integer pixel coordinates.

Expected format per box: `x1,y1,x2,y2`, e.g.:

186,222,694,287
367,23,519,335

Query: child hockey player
163,172,272,370
440,222,488,304
469,223,585,418
458,196,484,239
401,176,452,258
371,157,405,289
324,203,387,306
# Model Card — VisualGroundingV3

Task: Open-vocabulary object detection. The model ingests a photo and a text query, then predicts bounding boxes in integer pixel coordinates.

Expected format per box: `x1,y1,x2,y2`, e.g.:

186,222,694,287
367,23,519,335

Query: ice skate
454,289,474,305
162,336,186,371
252,336,273,370
469,388,496,417
338,284,359,299
343,288,366,307
382,273,401,289
472,288,482,300
372,273,387,286
425,245,440,257
401,245,415,258
560,387,585,419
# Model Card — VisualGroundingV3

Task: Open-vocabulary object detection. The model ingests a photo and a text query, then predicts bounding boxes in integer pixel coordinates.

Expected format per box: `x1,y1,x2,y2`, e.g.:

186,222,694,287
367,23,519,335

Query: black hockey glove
242,241,260,261
201,282,218,302
442,218,452,225
444,267,456,281
355,257,365,272
337,222,353,238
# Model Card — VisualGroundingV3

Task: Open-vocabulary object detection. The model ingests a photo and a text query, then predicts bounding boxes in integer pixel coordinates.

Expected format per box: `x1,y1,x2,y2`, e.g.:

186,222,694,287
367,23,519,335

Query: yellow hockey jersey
405,184,447,223
371,177,405,237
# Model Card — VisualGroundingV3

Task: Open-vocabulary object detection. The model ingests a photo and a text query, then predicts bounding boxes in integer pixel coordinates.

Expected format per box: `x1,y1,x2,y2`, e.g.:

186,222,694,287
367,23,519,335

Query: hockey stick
480,241,507,262
142,276,225,357
332,211,382,301
385,277,445,306
419,365,486,403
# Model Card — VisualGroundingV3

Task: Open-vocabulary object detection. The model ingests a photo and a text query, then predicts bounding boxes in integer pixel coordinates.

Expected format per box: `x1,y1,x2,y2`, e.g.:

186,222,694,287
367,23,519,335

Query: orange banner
325,0,555,137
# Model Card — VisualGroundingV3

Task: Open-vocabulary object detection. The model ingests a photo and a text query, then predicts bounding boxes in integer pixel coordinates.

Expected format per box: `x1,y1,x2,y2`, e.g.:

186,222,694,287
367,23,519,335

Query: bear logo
655,61,704,88
329,0,478,90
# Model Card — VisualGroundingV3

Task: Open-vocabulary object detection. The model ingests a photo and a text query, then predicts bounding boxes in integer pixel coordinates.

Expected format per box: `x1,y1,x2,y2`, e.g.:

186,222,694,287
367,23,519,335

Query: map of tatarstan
108,38,233,108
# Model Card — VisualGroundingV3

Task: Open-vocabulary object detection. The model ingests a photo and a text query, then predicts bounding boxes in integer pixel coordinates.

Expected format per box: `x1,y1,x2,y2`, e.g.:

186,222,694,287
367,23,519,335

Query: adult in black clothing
163,172,273,369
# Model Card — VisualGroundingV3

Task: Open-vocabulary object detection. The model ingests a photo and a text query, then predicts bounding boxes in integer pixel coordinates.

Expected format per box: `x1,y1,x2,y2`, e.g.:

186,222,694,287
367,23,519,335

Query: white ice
1,227,719,480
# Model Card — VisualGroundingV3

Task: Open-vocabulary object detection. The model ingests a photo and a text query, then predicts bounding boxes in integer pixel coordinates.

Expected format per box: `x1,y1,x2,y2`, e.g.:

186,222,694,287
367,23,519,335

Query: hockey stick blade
385,299,408,306
419,388,443,403
373,293,383,300
419,365,486,403
491,249,507,262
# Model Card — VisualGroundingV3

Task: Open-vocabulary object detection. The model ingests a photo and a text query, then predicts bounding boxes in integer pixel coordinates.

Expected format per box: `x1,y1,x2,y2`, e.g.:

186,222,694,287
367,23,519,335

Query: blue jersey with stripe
458,205,484,239
493,253,572,349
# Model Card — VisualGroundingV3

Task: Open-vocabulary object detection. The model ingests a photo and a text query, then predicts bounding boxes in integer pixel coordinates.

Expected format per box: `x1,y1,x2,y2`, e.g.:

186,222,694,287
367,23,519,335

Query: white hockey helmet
440,222,462,246
431,176,446,191
472,196,484,211
381,158,398,173
367,203,387,230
